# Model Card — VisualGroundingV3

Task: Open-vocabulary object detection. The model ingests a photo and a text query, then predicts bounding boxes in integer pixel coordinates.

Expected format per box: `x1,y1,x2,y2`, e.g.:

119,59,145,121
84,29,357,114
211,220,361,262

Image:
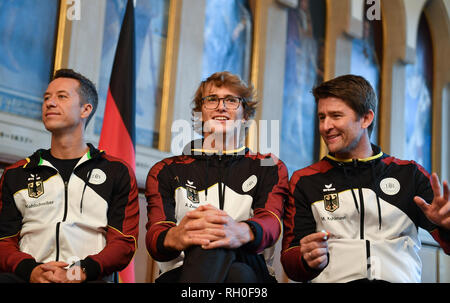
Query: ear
361,109,374,130
80,103,93,119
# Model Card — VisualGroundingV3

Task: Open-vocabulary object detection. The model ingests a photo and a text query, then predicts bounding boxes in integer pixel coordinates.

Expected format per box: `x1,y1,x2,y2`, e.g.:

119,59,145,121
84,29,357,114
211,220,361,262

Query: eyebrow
318,110,343,115
43,90,69,97
205,94,238,97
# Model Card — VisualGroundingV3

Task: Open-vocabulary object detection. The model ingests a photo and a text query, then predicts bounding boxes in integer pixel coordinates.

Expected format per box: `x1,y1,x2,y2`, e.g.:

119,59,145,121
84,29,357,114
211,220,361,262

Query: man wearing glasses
145,71,289,282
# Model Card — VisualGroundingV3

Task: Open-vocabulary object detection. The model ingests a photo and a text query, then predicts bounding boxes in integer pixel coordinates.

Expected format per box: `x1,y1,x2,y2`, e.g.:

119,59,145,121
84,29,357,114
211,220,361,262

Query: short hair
192,71,257,120
312,74,377,136
52,68,98,127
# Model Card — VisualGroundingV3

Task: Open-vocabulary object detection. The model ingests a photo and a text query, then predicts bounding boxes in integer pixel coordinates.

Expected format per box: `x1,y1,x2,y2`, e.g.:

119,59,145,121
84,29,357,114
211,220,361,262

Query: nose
43,95,57,108
216,99,226,111
320,117,333,133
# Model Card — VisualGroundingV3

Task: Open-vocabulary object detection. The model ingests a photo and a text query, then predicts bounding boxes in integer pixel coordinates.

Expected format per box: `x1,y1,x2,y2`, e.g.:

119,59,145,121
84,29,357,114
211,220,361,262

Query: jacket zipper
55,222,61,261
80,169,92,214
55,180,68,261
218,156,225,210
358,187,365,240
63,181,69,221
353,159,373,278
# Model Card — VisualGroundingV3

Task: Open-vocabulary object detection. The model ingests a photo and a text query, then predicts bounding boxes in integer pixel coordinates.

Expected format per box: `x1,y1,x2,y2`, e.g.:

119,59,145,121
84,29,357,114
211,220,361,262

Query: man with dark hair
311,74,377,137
146,71,288,282
0,69,139,283
281,74,449,283
52,68,98,127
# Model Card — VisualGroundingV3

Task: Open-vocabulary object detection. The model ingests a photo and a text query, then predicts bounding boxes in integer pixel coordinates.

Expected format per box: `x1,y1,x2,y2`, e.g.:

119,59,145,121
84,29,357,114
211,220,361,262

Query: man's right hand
300,231,329,270
163,205,227,251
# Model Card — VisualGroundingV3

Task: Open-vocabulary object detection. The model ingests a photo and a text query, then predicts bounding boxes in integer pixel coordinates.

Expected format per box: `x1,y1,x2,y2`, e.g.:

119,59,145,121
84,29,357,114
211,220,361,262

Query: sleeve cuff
242,221,263,252
156,228,182,259
15,258,42,282
301,252,329,274
438,227,450,242
80,257,101,281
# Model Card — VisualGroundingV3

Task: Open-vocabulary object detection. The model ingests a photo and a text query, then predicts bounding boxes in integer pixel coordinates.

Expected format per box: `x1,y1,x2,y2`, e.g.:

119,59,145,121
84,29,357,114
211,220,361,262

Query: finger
443,180,449,202
302,242,328,259
185,217,227,230
413,196,429,213
204,214,229,225
441,216,450,229
40,262,69,272
198,228,227,238
184,219,214,231
42,271,61,283
309,254,328,270
197,204,219,211
45,261,69,268
40,264,61,272
189,235,222,246
310,247,328,259
301,239,328,254
185,208,226,219
188,229,226,240
184,236,210,247
202,238,230,250
430,173,442,199
300,231,329,245
185,209,206,219
437,200,450,217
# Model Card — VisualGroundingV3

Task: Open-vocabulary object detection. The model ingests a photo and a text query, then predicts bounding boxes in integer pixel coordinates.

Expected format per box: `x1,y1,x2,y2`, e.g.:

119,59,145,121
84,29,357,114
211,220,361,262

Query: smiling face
318,97,374,159
42,77,92,135
201,84,246,140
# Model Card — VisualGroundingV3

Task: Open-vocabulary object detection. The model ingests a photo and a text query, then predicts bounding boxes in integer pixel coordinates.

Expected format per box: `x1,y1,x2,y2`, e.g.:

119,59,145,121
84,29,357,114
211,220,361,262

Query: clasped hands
164,204,254,251
30,261,86,283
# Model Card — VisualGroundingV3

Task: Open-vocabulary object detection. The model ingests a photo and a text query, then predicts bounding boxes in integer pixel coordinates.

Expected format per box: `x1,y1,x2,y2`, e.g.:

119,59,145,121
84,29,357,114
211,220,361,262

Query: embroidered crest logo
324,193,339,212
28,174,44,198
186,181,199,203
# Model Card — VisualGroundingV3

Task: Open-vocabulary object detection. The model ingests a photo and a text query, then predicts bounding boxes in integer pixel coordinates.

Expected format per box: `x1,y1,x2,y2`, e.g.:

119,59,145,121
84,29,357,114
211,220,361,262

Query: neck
50,131,87,159
334,135,373,160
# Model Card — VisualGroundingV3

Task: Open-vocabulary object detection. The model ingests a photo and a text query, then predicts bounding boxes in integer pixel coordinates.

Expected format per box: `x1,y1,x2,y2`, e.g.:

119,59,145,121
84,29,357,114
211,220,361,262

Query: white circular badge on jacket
380,177,400,195
89,169,107,185
242,175,257,192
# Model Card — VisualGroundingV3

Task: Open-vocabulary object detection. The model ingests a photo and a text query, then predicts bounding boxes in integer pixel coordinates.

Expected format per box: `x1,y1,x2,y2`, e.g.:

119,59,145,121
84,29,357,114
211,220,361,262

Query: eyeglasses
202,95,243,110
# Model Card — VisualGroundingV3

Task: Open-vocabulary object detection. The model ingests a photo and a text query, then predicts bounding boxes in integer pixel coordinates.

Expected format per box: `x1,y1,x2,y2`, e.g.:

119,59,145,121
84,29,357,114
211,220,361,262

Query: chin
326,144,344,155
43,123,56,132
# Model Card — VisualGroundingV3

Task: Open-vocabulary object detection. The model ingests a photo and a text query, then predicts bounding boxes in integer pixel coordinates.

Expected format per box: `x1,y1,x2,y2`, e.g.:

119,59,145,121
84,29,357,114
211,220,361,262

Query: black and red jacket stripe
145,141,289,272
282,145,450,282
0,144,139,281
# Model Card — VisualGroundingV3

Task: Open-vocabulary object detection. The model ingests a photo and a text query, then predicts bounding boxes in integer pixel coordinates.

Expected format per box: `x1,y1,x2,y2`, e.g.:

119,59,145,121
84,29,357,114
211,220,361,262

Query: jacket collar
325,144,384,165
182,139,247,158
24,143,102,169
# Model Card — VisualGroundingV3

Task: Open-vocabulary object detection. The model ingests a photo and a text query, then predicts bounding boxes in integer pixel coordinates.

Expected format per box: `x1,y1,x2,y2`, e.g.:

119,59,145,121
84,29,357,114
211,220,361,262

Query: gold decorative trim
158,0,182,152
247,0,269,153
54,0,70,73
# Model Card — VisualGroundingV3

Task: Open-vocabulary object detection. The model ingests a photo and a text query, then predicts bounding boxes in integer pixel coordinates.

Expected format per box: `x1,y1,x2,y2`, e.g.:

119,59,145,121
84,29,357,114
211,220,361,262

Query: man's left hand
414,173,450,229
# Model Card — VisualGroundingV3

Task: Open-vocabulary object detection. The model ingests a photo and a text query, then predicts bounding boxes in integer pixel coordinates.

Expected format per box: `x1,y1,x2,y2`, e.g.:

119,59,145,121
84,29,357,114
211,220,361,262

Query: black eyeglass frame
201,95,244,110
